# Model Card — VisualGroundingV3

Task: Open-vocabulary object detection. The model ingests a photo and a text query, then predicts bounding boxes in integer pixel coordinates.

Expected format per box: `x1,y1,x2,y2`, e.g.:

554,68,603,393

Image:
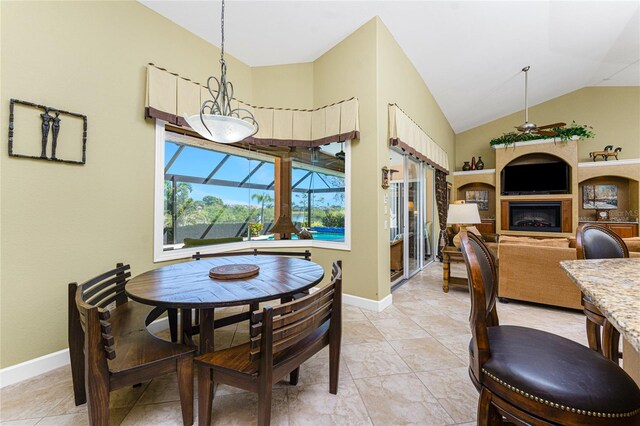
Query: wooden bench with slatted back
68,262,196,426
195,260,342,426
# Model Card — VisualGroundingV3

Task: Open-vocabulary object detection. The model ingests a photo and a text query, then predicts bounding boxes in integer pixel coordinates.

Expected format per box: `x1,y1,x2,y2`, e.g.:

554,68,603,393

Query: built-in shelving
452,169,495,176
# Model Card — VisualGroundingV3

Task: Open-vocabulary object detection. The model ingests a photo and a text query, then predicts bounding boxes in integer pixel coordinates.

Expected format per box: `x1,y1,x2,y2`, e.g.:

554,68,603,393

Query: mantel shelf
452,169,495,176
490,135,579,150
578,158,640,168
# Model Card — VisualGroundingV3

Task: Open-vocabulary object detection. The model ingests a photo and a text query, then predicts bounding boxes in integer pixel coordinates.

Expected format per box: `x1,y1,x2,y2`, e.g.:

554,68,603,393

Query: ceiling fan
514,66,565,139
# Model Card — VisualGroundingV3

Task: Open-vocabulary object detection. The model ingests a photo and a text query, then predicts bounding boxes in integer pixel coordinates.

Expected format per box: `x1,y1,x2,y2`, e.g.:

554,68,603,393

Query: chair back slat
250,301,333,361
80,264,129,288
250,289,334,337
249,260,341,363
250,297,333,350
90,289,127,311
194,251,256,260
74,263,131,361
83,271,131,304
251,282,334,324
194,249,311,261
273,301,332,345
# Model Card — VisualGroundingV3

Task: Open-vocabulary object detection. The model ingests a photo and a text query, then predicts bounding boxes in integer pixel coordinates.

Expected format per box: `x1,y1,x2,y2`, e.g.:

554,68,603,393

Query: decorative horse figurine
589,145,622,161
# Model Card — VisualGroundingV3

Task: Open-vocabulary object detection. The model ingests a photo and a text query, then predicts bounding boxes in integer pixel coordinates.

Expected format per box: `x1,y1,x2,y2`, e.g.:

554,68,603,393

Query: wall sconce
382,166,398,189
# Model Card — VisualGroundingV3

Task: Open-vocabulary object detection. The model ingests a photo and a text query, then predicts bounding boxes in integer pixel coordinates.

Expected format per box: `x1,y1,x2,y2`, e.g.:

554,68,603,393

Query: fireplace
509,201,562,232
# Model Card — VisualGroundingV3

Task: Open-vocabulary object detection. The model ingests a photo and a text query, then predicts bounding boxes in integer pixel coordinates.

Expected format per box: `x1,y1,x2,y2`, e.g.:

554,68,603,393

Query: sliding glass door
389,150,436,286
389,150,405,284
406,157,422,277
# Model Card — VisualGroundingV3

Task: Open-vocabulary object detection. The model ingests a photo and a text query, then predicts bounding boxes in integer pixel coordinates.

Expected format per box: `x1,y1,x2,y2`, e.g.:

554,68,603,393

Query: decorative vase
471,156,476,170
476,156,484,170
462,161,471,171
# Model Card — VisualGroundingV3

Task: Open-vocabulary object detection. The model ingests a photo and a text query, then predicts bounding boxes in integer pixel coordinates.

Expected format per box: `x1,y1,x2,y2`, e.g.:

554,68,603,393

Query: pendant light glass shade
185,0,258,144
183,113,257,144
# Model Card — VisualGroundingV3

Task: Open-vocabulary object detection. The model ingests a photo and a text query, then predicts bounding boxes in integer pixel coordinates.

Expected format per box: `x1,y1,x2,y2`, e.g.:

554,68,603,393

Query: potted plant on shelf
489,121,595,148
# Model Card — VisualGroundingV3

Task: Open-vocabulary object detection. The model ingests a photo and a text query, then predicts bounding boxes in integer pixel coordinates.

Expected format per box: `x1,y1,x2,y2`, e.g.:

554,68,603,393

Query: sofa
498,235,640,310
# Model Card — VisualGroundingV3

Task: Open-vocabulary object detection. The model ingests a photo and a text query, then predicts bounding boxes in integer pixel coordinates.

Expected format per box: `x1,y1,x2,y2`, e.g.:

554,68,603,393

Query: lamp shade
446,203,481,225
183,114,257,144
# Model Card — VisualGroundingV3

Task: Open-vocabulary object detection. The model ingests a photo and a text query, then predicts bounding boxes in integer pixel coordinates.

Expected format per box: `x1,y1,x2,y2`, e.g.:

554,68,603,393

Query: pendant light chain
183,0,258,143
220,0,225,63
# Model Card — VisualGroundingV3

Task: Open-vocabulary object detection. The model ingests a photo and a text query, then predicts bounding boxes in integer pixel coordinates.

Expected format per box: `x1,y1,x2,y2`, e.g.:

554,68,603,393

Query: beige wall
252,63,314,109
456,87,640,171
0,1,254,368
375,19,455,291
310,19,381,299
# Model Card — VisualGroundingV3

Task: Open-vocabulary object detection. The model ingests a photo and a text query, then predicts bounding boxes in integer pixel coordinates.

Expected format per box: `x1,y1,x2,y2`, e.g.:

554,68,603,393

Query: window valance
388,104,449,174
145,64,359,147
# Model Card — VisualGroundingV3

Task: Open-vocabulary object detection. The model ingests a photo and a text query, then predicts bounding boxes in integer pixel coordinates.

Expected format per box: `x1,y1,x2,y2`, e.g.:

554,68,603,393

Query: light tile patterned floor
0,262,586,425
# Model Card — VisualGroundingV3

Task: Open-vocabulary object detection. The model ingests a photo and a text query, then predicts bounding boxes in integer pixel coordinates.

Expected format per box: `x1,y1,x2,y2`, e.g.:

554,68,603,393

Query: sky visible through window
165,142,344,208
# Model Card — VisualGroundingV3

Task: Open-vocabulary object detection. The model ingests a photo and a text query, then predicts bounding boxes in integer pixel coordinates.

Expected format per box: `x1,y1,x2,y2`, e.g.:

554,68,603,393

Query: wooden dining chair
459,231,640,425
576,223,628,363
68,263,196,426
195,260,342,426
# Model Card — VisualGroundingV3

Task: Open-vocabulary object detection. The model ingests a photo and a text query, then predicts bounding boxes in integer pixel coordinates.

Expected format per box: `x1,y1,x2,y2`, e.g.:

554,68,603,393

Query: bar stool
576,223,628,363
459,231,640,425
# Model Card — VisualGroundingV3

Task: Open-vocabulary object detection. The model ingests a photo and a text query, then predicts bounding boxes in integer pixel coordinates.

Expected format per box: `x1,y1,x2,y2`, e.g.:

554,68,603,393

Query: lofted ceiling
140,1,640,133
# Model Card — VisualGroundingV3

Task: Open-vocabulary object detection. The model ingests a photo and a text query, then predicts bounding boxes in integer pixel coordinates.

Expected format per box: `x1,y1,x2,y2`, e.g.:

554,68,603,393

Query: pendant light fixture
183,0,259,144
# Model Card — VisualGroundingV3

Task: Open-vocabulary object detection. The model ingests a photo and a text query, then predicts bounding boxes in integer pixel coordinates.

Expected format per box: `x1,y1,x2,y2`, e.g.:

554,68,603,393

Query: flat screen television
501,161,569,195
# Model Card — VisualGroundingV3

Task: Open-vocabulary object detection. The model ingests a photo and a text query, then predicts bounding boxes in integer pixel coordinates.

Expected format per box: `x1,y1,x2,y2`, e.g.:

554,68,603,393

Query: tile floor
0,262,587,425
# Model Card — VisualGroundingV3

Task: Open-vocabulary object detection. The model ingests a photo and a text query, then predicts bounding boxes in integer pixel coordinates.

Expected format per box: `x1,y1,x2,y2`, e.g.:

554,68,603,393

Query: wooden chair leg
603,320,621,364
585,316,602,354
198,366,213,426
68,285,86,406
477,387,502,426
289,367,299,385
168,309,179,343
329,342,340,395
258,381,272,426
86,372,110,426
176,357,194,426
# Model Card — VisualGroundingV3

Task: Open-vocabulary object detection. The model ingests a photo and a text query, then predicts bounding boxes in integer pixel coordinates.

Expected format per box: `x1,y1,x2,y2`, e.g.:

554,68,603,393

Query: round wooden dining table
125,255,325,354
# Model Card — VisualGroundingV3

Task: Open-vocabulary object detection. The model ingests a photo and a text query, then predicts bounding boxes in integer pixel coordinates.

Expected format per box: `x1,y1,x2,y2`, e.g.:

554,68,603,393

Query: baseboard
0,317,171,389
343,293,393,312
0,348,70,389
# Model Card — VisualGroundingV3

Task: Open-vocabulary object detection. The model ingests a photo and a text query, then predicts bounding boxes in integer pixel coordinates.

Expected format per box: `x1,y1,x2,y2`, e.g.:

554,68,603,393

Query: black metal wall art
8,99,87,165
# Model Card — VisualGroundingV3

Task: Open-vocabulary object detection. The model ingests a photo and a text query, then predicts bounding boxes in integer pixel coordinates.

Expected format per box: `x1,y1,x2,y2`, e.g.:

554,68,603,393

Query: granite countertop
560,258,640,352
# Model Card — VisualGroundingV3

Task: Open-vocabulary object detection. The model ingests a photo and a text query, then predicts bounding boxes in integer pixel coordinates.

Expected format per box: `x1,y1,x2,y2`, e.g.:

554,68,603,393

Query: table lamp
446,201,481,249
